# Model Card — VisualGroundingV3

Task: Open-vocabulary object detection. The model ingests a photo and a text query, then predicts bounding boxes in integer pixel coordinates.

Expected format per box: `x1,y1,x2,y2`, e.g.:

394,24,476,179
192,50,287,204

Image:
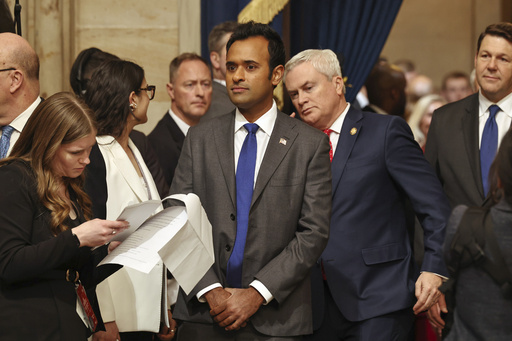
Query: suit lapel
213,112,237,208
164,114,185,150
461,94,485,199
97,136,148,202
252,113,298,208
331,107,363,197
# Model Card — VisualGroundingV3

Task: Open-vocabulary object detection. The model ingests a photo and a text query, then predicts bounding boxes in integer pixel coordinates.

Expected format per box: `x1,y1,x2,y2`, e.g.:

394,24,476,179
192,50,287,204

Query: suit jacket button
225,245,231,252
230,214,235,221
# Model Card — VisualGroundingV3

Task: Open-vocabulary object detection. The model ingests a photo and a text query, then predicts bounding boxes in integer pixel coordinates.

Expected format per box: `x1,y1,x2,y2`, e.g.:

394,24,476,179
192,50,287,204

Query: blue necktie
0,125,15,159
227,123,259,288
480,104,500,195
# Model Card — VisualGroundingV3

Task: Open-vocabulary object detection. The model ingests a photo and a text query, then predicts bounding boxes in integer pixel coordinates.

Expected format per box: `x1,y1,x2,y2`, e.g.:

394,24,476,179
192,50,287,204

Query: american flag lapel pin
279,138,287,146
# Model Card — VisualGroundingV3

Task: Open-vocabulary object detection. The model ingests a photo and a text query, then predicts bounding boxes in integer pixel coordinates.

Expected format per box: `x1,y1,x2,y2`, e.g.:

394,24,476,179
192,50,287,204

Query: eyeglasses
0,68,16,72
139,85,156,100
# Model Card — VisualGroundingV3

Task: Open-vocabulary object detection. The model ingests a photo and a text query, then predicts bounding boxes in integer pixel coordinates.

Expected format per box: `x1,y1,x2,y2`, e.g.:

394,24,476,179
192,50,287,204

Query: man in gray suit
425,22,512,333
203,21,238,120
169,21,332,340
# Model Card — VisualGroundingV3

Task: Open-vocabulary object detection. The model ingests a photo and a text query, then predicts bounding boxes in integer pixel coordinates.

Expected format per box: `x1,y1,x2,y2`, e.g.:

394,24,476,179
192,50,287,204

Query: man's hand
210,287,264,331
413,272,443,314
156,309,177,340
203,287,232,311
93,321,120,341
426,293,447,338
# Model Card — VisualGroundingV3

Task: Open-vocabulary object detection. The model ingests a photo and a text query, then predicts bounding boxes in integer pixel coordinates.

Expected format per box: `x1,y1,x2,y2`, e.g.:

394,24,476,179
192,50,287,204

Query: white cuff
250,280,273,305
196,283,222,303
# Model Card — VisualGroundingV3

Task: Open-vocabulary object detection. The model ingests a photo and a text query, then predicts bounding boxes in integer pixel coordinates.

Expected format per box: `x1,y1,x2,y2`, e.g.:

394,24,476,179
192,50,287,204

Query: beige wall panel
74,0,179,134
381,0,500,90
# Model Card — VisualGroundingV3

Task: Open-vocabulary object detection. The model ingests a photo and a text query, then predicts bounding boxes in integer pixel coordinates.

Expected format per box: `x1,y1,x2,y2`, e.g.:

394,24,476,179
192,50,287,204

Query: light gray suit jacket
169,110,332,336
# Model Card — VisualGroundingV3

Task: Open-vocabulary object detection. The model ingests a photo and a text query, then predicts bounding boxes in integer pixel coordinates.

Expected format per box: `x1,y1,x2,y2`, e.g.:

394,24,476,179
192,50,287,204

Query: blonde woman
0,92,128,340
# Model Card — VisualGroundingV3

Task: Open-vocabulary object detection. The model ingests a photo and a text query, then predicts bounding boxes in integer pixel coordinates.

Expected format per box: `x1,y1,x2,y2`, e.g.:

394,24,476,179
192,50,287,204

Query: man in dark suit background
425,22,512,332
203,21,238,120
284,49,450,340
169,22,331,340
148,53,212,188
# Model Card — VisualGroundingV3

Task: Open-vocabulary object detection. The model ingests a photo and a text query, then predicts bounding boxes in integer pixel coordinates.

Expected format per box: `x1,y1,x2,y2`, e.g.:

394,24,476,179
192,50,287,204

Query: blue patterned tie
227,123,259,288
480,104,500,195
0,125,15,159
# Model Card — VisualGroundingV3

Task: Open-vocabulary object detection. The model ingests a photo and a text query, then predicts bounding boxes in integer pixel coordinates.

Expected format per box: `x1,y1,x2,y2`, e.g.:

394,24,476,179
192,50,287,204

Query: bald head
0,33,40,124
0,33,39,81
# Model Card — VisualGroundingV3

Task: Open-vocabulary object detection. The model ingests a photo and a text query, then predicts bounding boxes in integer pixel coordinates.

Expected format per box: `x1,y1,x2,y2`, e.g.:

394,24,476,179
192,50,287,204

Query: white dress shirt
4,97,41,156
326,103,350,155
168,108,191,136
478,91,512,149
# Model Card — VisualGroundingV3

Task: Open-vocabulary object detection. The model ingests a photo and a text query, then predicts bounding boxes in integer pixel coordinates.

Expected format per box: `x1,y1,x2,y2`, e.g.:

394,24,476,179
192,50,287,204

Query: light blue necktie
227,123,259,288
480,104,500,195
0,125,15,159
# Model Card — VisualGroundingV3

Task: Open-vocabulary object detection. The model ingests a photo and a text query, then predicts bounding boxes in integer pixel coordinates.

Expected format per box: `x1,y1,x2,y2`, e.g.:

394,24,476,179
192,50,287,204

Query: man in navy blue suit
284,49,451,340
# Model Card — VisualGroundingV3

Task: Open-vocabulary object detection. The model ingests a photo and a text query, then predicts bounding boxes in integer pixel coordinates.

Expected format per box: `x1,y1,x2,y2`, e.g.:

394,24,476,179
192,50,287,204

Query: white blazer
95,135,165,333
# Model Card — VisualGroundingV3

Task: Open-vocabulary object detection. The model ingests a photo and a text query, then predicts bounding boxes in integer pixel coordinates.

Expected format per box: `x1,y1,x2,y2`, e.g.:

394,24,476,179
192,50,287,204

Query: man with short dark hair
203,21,239,120
426,21,512,333
440,71,473,103
148,53,212,187
170,22,331,340
364,62,407,117
0,33,41,159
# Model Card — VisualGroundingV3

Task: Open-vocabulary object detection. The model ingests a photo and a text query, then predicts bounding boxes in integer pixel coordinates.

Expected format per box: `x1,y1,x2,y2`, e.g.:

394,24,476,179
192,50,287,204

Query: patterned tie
480,104,500,196
0,125,15,159
227,123,259,288
323,129,334,162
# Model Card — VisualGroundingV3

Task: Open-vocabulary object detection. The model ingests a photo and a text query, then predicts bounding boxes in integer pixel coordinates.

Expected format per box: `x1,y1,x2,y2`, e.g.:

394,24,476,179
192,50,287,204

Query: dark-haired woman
0,92,128,340
431,130,512,340
84,60,176,341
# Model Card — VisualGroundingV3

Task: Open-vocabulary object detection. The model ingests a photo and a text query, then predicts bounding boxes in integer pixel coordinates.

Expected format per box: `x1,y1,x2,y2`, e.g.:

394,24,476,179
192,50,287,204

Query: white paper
98,194,215,295
99,206,188,273
112,200,161,242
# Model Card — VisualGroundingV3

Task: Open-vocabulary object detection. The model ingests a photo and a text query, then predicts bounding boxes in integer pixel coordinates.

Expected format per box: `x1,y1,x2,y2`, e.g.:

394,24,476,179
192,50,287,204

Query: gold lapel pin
279,138,287,146
350,127,357,135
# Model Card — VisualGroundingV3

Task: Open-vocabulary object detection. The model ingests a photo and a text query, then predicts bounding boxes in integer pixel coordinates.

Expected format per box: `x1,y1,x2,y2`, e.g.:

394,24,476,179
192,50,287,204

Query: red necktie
323,129,334,162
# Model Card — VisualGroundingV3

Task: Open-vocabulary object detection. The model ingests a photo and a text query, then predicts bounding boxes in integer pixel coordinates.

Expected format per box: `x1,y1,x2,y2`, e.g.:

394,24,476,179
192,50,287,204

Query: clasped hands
204,287,264,331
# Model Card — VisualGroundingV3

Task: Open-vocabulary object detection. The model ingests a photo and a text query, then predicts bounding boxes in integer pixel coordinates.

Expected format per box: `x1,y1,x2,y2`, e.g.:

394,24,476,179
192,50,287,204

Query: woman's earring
130,103,137,112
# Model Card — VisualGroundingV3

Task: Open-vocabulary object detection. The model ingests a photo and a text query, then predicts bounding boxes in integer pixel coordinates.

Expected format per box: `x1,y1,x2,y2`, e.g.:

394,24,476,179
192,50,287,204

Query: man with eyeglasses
149,53,212,188
0,33,41,159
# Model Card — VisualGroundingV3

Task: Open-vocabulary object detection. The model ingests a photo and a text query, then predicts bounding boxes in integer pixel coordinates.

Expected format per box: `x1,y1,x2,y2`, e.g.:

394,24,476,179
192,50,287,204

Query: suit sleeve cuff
250,280,273,305
196,283,222,303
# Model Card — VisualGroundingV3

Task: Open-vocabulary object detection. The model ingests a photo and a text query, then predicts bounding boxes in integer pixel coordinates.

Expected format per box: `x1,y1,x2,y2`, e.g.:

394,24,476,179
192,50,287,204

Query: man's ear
271,65,284,86
166,82,175,100
9,70,24,94
210,51,221,70
333,76,344,96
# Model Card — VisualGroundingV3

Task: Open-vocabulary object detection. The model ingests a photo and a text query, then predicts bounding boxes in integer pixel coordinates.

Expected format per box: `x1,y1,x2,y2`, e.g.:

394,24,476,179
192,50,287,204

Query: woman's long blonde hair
1,92,96,235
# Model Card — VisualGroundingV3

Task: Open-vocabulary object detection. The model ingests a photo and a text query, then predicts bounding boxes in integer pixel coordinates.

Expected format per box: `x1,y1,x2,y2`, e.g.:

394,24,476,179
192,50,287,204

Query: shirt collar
329,103,350,133
234,100,277,137
10,97,42,132
214,79,226,87
478,91,512,118
168,108,191,135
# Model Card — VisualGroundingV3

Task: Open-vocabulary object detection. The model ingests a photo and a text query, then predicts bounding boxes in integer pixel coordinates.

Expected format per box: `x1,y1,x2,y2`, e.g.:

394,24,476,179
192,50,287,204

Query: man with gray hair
284,49,450,340
0,32,41,159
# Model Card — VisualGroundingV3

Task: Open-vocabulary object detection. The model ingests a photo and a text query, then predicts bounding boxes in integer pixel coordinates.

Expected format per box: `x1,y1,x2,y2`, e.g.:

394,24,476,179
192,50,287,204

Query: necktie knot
488,105,500,119
2,125,14,138
244,123,259,135
323,129,334,136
